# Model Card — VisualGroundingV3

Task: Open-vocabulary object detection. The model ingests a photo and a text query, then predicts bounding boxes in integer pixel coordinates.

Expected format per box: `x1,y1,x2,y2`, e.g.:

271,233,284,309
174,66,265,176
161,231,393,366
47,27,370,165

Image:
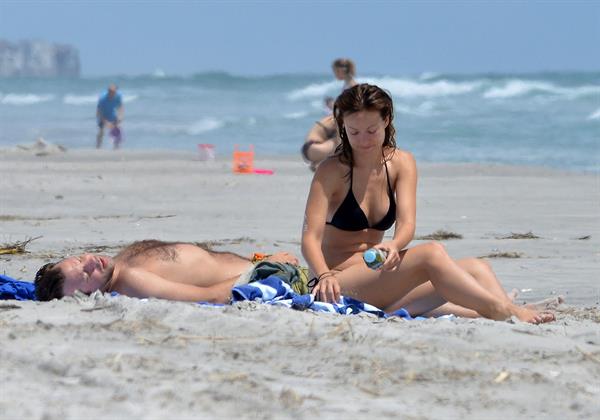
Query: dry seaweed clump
415,230,463,240
0,236,42,255
479,251,524,259
497,231,540,239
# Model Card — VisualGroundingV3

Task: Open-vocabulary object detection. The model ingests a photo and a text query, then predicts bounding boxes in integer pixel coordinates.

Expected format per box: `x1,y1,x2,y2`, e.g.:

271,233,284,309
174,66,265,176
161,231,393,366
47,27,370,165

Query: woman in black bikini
301,84,554,324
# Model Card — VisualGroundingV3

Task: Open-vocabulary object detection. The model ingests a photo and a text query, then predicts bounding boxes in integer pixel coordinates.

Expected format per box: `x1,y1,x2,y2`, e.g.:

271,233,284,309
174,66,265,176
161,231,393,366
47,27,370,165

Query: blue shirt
97,91,122,122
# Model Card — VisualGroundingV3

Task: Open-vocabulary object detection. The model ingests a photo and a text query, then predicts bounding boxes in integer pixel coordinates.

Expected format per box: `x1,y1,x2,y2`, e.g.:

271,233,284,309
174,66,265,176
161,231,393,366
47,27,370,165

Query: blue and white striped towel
231,275,441,320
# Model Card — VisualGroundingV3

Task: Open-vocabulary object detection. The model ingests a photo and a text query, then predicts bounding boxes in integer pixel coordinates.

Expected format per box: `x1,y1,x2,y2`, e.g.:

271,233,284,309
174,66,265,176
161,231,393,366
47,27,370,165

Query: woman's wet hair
332,58,356,77
34,262,65,301
333,83,396,167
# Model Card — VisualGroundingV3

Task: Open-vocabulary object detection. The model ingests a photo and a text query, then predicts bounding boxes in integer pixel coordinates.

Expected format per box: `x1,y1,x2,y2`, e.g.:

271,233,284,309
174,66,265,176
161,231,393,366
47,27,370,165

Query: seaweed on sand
479,251,524,259
0,236,42,255
415,230,463,240
497,231,540,239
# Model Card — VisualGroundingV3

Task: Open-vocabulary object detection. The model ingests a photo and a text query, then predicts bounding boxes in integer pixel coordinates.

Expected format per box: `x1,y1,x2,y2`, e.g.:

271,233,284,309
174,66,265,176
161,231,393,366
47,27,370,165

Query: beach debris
415,229,463,240
138,214,176,219
279,388,305,408
0,236,42,255
575,346,600,365
493,371,510,383
576,235,591,240
0,303,22,311
208,371,249,383
16,137,67,156
497,231,540,239
479,251,524,259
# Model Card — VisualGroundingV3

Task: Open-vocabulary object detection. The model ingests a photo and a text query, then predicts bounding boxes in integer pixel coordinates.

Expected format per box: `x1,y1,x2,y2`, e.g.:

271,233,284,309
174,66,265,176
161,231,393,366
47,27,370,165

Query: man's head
107,84,118,98
35,254,115,301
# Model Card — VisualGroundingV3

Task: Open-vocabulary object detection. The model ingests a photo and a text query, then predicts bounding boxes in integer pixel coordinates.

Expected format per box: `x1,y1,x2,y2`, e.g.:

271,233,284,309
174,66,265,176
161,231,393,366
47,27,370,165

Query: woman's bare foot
511,304,555,324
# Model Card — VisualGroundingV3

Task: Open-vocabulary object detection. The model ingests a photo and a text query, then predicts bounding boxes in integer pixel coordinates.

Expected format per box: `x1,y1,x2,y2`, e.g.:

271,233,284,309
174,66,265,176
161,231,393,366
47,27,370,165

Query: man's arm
114,267,232,303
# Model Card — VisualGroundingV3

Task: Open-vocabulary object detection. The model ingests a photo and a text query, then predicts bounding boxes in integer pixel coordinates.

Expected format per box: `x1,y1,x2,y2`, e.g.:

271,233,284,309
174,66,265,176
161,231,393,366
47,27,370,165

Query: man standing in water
96,84,124,149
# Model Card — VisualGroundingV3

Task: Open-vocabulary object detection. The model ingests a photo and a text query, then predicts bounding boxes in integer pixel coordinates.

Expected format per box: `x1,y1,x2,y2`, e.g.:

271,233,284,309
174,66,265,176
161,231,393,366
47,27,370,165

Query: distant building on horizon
0,39,80,77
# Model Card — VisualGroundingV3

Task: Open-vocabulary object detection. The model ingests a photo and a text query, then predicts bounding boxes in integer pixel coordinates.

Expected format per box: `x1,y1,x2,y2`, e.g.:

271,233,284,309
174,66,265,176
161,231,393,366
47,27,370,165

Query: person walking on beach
301,83,554,324
96,84,124,149
332,58,358,91
34,240,299,302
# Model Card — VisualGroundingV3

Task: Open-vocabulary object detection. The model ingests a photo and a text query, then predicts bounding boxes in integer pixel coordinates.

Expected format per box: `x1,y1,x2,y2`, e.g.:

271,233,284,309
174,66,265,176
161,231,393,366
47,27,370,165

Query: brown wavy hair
333,83,396,168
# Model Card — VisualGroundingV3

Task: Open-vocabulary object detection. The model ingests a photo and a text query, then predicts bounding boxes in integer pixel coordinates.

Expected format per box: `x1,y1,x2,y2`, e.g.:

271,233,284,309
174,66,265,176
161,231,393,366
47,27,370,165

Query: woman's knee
464,257,492,273
417,241,449,268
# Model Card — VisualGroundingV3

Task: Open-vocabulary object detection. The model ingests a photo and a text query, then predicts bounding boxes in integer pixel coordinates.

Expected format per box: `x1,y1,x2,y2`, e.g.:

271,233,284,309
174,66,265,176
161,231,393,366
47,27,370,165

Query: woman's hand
312,273,341,303
374,241,402,271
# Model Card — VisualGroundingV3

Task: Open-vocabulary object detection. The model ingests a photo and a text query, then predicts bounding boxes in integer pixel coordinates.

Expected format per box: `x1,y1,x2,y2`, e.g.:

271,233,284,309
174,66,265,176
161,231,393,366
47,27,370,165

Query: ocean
0,71,598,172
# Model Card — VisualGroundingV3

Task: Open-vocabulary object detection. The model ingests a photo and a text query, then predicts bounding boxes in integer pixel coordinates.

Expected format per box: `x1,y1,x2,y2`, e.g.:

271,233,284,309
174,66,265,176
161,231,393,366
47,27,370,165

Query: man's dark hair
34,262,65,301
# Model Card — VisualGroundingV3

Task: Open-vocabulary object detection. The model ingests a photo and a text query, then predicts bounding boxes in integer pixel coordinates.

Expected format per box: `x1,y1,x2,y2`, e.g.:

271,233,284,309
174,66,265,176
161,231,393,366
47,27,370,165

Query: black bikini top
326,162,396,231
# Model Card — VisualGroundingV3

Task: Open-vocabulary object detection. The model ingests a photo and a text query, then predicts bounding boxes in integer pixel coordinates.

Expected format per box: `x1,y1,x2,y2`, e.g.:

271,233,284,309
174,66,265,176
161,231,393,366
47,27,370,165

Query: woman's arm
301,162,336,277
392,151,417,248
378,151,417,270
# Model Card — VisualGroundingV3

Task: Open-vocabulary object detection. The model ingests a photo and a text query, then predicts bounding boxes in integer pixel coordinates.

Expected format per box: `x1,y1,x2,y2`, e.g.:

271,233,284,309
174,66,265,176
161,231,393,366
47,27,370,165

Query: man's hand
264,252,299,265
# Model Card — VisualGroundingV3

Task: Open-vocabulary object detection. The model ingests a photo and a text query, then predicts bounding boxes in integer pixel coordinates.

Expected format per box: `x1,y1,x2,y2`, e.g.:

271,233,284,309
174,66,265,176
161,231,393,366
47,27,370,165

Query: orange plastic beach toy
232,145,254,174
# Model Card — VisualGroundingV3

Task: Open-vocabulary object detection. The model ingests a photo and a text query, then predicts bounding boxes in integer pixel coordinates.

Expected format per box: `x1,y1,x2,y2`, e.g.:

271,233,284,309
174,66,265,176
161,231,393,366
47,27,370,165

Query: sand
1,149,599,419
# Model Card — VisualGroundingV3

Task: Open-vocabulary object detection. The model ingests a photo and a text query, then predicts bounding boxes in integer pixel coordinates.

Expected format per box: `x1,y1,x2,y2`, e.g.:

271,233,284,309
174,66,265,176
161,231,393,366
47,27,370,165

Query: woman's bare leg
385,257,515,317
335,242,553,323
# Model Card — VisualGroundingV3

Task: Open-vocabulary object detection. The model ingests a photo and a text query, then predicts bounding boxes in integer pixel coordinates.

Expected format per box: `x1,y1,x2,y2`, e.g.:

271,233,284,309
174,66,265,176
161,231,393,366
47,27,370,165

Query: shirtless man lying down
34,240,299,302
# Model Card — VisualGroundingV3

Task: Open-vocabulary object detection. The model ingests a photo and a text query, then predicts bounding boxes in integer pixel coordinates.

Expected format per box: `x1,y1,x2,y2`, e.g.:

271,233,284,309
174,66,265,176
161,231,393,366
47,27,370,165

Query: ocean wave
288,77,480,100
152,69,167,78
186,118,223,135
419,72,440,80
588,108,600,120
483,79,600,99
395,101,436,116
288,81,340,100
128,118,224,136
63,94,98,105
62,93,138,105
365,77,482,98
122,94,138,103
0,93,54,105
283,111,308,119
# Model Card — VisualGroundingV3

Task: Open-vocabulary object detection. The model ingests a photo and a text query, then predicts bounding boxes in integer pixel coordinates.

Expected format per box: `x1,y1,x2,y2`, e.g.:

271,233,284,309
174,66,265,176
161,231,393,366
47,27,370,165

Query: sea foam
0,93,54,105
483,79,600,99
588,108,600,120
63,94,98,105
288,81,341,100
288,77,480,100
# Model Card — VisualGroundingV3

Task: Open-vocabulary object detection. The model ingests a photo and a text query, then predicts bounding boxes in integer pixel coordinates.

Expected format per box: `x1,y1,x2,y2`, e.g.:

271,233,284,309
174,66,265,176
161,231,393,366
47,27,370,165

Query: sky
0,0,598,77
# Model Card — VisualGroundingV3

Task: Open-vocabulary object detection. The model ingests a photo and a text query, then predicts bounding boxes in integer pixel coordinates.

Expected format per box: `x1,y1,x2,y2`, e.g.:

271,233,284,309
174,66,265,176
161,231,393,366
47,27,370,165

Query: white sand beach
1,149,599,419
